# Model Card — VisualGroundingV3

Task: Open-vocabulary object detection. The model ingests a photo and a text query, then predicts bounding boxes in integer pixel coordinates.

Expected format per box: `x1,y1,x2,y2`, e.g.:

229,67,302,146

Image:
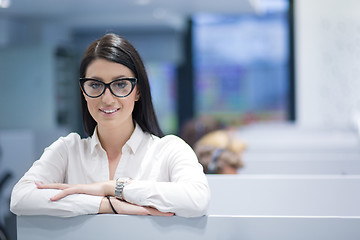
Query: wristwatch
115,177,132,200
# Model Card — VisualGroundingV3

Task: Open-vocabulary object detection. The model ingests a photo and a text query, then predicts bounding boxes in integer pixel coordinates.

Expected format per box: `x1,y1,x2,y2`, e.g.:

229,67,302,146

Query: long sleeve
123,135,211,218
11,127,211,218
10,134,103,217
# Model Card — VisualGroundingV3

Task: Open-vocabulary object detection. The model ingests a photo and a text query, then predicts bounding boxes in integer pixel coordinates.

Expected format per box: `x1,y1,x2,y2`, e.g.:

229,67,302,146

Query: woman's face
83,58,140,130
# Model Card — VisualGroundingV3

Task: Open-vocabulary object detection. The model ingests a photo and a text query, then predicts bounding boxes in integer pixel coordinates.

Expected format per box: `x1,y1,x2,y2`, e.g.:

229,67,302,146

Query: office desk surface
17,215,360,240
207,175,360,216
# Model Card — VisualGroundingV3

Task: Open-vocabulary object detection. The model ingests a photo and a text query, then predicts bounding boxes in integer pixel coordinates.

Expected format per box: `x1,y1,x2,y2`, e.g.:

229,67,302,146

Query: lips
99,108,120,114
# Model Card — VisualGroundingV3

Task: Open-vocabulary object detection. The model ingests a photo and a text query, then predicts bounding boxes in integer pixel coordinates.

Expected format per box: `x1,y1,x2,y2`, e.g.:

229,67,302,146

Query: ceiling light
153,8,167,19
135,0,150,6
0,0,11,8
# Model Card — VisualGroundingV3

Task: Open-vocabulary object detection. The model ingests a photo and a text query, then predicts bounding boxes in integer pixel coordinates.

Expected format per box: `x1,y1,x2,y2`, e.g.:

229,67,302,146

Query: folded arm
34,181,173,216
11,135,210,218
36,136,211,218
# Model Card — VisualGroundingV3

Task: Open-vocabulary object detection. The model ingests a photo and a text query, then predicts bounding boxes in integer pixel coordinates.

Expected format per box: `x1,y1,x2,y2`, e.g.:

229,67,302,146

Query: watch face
117,177,130,183
115,177,131,200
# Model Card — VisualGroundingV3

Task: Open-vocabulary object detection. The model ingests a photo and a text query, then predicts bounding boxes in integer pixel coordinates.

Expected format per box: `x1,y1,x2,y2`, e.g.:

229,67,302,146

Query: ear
135,90,141,101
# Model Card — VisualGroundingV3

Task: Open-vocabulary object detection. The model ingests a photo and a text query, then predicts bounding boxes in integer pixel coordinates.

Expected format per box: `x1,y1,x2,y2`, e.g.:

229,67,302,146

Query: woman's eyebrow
85,75,129,81
85,76,103,80
112,75,129,80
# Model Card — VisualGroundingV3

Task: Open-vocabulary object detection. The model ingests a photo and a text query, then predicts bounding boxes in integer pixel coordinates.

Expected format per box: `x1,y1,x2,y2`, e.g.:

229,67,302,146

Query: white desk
17,215,360,240
207,175,360,216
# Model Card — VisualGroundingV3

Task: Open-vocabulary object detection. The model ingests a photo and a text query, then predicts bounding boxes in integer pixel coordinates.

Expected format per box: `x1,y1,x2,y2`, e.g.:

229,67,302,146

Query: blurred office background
1,0,360,239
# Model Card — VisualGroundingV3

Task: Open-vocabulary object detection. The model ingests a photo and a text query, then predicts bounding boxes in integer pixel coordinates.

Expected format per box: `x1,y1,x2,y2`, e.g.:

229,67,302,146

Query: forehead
85,58,135,79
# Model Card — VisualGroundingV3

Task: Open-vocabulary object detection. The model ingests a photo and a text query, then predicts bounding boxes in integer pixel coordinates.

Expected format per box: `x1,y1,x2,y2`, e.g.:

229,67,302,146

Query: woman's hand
36,181,174,217
99,197,174,217
35,181,115,201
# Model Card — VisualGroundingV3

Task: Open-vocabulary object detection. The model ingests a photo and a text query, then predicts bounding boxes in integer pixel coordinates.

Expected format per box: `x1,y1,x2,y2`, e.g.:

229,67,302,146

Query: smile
100,108,120,114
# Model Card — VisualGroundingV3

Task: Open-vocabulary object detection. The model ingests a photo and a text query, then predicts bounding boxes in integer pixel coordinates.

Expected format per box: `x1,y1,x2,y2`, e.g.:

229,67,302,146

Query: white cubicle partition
236,124,360,175
207,175,360,216
236,124,360,151
17,215,360,240
17,175,360,239
240,154,360,174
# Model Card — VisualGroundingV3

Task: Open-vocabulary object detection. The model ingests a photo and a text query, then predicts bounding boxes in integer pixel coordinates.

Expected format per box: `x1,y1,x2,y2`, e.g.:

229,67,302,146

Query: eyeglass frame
79,77,138,98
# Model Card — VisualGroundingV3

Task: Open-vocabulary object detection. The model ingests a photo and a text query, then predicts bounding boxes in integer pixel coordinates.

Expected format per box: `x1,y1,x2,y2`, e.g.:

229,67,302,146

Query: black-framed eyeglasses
79,78,137,98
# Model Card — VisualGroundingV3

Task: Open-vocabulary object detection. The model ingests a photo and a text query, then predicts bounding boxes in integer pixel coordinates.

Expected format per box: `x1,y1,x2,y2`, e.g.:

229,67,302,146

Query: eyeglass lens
83,79,134,97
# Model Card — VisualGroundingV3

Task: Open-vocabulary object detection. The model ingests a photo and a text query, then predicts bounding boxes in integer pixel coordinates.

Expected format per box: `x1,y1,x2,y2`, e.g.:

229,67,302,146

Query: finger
146,207,174,216
34,181,43,186
157,212,175,217
36,183,70,190
159,212,175,217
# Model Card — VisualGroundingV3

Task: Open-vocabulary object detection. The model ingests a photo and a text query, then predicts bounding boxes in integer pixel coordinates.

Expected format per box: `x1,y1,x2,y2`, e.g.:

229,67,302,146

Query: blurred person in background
194,130,246,174
180,116,224,149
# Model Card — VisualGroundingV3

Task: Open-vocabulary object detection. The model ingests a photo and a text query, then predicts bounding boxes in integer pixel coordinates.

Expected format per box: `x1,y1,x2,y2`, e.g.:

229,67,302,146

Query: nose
101,88,115,105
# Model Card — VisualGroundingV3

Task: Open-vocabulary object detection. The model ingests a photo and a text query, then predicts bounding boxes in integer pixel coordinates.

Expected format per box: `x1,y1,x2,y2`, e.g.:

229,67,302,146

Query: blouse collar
90,122,146,154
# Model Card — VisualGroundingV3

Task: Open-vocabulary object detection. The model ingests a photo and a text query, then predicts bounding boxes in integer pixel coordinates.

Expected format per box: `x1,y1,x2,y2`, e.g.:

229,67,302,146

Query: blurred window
147,62,178,134
193,1,290,126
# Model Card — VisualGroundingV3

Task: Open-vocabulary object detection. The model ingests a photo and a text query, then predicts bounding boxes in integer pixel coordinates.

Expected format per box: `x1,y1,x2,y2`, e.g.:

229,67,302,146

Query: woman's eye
115,81,128,89
88,81,102,89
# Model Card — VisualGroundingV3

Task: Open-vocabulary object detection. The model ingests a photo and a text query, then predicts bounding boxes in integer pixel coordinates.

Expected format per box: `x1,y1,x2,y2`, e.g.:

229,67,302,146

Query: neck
97,120,135,155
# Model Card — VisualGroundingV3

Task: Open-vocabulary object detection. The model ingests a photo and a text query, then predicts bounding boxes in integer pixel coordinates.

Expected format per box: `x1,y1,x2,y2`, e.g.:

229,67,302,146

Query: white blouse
10,124,210,218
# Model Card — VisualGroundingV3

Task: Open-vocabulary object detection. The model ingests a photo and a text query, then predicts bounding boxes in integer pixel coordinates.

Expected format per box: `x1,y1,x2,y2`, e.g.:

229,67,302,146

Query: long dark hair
79,33,163,137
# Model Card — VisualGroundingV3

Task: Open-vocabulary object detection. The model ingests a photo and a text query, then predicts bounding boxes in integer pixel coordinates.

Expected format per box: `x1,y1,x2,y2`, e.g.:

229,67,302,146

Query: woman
10,33,210,218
